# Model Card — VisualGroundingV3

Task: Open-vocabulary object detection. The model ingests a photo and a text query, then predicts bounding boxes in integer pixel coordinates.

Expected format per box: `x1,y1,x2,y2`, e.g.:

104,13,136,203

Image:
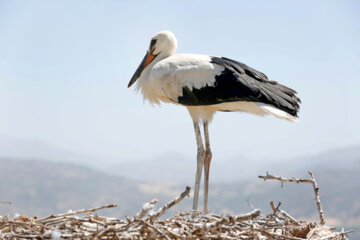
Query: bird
128,30,301,214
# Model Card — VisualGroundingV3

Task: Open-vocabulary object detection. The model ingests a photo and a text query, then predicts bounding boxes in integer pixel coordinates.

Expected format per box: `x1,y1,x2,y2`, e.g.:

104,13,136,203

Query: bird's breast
149,54,224,104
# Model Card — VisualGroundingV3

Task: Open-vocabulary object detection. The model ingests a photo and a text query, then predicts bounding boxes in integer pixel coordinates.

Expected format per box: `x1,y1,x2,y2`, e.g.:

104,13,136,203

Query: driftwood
259,171,326,225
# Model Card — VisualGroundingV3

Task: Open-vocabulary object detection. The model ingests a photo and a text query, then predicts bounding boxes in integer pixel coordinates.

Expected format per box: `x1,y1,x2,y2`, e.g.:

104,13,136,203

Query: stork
128,31,300,213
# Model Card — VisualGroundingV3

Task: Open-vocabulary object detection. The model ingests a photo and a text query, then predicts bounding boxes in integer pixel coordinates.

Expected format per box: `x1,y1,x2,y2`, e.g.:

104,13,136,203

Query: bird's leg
203,121,212,214
192,121,204,211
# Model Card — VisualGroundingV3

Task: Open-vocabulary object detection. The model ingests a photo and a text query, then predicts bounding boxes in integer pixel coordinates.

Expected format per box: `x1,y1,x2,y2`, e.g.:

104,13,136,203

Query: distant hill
105,152,288,183
0,158,170,217
0,137,102,168
106,145,360,183
271,145,360,175
2,136,359,184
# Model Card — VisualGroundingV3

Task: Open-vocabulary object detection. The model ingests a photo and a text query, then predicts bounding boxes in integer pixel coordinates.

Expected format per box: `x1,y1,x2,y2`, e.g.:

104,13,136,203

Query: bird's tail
257,103,298,122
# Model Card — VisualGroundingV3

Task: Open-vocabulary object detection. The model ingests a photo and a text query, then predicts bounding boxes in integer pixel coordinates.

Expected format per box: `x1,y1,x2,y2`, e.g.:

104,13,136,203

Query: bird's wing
150,54,300,117
182,56,300,117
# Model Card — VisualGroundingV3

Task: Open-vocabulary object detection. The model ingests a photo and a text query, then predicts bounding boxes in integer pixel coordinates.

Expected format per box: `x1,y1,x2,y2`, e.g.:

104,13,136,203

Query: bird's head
128,30,177,88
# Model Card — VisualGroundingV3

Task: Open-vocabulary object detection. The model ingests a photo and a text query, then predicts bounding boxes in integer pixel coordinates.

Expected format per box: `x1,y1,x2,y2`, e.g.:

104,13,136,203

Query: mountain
106,145,360,183
272,145,360,175
0,136,260,183
0,136,102,168
0,158,171,217
2,135,359,184
106,152,279,183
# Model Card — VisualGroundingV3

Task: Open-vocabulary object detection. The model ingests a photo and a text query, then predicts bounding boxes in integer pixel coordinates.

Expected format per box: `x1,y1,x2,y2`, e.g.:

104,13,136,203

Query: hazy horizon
1,0,360,164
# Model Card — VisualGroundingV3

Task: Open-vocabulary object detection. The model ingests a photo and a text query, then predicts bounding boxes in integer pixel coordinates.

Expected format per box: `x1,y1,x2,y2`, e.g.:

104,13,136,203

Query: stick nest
0,186,351,240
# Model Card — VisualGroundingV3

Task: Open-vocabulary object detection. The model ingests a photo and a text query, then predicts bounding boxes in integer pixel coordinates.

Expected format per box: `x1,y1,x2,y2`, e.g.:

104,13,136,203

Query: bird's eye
150,39,157,51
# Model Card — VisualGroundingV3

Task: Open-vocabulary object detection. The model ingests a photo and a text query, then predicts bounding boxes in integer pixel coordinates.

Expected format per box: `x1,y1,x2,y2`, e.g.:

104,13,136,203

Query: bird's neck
135,51,174,104
154,50,174,65
141,51,172,80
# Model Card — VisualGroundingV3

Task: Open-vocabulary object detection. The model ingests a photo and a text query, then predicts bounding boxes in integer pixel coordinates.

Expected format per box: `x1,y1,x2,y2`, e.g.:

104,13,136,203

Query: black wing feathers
177,57,300,117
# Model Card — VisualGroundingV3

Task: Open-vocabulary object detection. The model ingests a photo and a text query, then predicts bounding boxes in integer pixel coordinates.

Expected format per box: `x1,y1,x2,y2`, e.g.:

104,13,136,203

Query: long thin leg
192,121,204,211
203,121,212,214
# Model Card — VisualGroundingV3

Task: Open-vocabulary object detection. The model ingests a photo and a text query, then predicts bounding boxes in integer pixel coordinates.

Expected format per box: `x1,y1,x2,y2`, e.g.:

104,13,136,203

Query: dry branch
139,219,171,240
134,199,158,220
147,186,190,222
259,171,313,187
308,171,325,225
259,171,325,225
246,198,256,210
279,209,300,226
37,204,117,223
195,209,261,234
270,201,300,225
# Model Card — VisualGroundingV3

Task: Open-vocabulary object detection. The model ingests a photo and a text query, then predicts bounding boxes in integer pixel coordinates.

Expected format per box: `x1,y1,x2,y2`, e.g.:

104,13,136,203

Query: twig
134,199,158,219
311,230,353,240
246,198,256,210
37,204,117,223
308,171,325,225
0,200,11,204
269,201,281,217
279,209,300,226
160,226,181,239
254,227,305,240
268,201,300,226
195,209,261,234
147,186,190,222
259,171,326,225
94,226,117,239
233,209,261,222
139,219,171,240
259,172,313,188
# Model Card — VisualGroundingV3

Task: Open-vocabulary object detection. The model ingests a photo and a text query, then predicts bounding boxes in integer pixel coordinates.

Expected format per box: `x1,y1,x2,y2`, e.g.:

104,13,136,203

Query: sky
0,0,360,164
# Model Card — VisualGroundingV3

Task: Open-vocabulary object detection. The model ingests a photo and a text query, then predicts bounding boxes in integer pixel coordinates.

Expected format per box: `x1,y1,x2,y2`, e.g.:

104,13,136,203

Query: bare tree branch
193,209,261,234
134,199,158,220
147,186,190,222
259,171,326,225
37,204,117,223
259,171,313,187
308,171,325,225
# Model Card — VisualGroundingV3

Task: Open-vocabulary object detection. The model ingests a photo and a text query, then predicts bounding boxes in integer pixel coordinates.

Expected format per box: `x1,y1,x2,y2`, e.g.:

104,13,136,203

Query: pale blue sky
0,0,360,163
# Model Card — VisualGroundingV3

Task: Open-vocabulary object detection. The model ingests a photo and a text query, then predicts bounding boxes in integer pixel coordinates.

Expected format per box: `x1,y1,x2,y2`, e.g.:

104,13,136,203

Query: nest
0,172,353,239
0,186,351,240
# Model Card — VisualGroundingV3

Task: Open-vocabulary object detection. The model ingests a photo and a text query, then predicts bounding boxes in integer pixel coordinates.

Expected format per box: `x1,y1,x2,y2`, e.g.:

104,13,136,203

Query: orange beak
128,51,156,88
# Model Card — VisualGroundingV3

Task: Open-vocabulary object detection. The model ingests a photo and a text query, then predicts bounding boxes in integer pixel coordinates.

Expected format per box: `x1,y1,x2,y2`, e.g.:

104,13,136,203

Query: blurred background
0,0,359,238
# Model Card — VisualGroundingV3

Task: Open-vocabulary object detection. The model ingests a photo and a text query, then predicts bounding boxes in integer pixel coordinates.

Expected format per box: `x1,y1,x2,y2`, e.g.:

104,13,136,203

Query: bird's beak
128,51,156,88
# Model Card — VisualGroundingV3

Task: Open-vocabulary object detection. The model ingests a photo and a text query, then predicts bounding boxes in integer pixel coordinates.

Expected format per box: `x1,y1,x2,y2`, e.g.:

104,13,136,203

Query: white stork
128,31,300,213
